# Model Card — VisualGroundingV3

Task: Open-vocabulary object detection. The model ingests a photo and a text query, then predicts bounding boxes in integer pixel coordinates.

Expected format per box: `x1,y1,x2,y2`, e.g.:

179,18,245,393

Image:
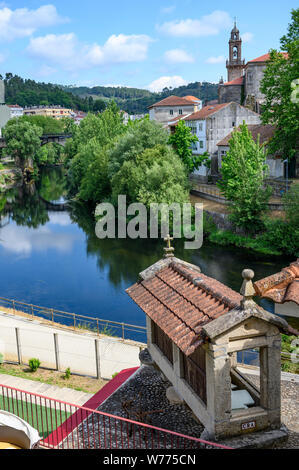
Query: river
0,167,297,336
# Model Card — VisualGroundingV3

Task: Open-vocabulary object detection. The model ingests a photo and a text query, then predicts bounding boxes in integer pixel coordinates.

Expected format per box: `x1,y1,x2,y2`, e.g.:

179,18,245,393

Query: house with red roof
149,95,202,124
168,101,261,182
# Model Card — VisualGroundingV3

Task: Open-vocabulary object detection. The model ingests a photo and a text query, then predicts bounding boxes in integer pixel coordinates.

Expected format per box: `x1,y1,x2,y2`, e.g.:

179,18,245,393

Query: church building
218,22,288,114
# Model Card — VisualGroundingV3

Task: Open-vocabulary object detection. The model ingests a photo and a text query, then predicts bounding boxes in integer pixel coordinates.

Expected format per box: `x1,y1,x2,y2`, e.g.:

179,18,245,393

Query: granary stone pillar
260,334,281,427
205,341,232,438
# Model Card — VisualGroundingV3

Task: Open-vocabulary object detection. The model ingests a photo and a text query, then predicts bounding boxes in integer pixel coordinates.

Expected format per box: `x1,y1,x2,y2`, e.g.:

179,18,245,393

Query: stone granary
127,250,292,443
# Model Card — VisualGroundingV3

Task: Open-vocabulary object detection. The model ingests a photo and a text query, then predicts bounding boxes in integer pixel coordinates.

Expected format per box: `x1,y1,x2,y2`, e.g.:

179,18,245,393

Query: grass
0,363,108,394
0,395,70,439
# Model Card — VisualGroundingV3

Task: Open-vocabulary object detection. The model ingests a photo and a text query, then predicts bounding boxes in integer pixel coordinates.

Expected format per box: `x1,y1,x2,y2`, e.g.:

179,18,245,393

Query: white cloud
0,5,67,42
164,49,194,64
147,75,187,92
206,55,225,64
157,10,231,37
242,32,254,43
27,33,152,71
0,52,5,63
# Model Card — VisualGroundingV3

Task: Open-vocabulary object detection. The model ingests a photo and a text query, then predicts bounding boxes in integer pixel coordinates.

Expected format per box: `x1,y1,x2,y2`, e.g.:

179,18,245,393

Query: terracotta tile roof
126,260,241,356
183,103,231,121
247,52,288,65
254,260,299,306
183,95,201,103
148,95,197,109
168,114,188,123
223,76,244,86
217,124,275,147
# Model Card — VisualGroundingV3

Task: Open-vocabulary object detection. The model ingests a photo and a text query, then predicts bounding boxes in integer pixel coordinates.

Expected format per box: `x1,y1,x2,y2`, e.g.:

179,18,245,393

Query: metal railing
0,296,146,343
0,384,232,449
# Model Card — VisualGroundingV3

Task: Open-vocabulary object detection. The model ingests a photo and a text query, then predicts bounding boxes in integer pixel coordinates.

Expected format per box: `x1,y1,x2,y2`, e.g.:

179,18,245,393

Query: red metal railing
0,384,232,449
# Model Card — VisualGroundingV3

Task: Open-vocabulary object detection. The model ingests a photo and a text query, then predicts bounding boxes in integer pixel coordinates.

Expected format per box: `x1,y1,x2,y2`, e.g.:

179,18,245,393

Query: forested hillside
64,81,219,113
2,74,105,112
1,73,219,114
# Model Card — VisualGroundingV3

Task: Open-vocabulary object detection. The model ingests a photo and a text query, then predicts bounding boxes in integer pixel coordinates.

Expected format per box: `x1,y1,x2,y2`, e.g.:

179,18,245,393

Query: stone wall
206,102,261,156
218,84,243,104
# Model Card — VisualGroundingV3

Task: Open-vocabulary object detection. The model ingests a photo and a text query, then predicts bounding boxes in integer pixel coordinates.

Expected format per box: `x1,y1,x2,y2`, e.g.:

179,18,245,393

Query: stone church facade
218,23,288,114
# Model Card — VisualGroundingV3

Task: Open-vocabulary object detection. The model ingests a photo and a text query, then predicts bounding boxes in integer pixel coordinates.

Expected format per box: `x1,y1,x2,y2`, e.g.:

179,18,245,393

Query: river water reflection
0,167,297,333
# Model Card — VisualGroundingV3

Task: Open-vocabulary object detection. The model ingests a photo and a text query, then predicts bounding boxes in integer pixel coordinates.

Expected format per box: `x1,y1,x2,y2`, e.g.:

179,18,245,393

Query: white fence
0,311,145,379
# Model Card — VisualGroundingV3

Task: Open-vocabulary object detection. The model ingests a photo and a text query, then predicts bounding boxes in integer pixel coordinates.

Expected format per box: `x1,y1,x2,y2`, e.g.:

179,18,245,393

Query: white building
0,79,11,137
149,95,202,125
169,101,261,182
7,105,24,119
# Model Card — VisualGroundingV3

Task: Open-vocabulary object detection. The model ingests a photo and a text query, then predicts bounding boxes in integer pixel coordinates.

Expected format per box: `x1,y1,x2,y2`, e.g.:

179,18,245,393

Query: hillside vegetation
64,81,219,114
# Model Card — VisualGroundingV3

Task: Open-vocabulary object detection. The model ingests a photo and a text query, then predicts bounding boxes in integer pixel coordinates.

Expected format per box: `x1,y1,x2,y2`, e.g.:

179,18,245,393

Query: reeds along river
0,166,297,336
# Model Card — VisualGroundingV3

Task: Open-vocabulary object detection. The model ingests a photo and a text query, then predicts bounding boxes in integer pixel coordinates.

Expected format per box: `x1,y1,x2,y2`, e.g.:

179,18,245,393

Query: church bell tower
226,20,245,82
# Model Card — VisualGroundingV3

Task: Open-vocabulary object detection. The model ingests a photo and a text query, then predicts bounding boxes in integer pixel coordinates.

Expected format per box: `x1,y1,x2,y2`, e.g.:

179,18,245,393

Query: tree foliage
168,120,209,173
3,119,43,168
260,8,299,160
111,144,189,207
2,73,106,112
217,123,272,231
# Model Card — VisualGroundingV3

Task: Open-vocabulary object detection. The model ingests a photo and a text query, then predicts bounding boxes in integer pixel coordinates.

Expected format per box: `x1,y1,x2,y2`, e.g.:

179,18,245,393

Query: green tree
168,120,208,173
111,144,189,207
3,119,43,169
66,103,125,199
260,8,299,161
108,118,168,177
217,123,272,231
283,183,299,227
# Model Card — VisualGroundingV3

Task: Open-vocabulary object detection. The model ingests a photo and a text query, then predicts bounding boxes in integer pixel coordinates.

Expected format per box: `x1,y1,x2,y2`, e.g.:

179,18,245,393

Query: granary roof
126,257,242,356
127,257,294,355
217,124,275,147
254,260,299,306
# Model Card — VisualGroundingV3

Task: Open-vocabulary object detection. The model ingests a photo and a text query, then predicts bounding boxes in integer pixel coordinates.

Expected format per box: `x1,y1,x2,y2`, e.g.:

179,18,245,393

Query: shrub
64,367,71,380
112,372,119,379
283,183,299,227
28,358,40,372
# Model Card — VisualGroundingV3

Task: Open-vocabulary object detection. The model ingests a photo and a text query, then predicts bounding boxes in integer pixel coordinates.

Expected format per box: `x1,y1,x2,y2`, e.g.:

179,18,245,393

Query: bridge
0,133,72,149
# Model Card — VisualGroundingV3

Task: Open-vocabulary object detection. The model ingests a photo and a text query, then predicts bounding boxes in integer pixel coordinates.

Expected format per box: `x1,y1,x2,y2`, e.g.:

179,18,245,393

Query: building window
232,121,235,127
170,110,174,116
198,123,203,131
179,109,183,115
199,141,204,149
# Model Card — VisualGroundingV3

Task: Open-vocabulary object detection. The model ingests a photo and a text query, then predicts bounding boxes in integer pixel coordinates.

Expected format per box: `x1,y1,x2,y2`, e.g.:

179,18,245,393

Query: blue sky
0,0,297,91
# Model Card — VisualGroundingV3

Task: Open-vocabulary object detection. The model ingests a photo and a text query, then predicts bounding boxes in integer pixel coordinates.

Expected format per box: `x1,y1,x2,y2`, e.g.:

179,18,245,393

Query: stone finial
240,269,256,309
164,234,174,258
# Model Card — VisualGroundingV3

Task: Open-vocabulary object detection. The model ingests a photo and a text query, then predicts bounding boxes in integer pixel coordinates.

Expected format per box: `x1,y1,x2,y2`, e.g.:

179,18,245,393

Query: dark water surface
0,167,297,334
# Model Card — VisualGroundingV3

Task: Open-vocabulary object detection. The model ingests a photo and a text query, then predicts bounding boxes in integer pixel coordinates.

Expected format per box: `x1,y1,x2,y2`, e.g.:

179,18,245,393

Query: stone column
205,341,232,438
260,334,281,428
